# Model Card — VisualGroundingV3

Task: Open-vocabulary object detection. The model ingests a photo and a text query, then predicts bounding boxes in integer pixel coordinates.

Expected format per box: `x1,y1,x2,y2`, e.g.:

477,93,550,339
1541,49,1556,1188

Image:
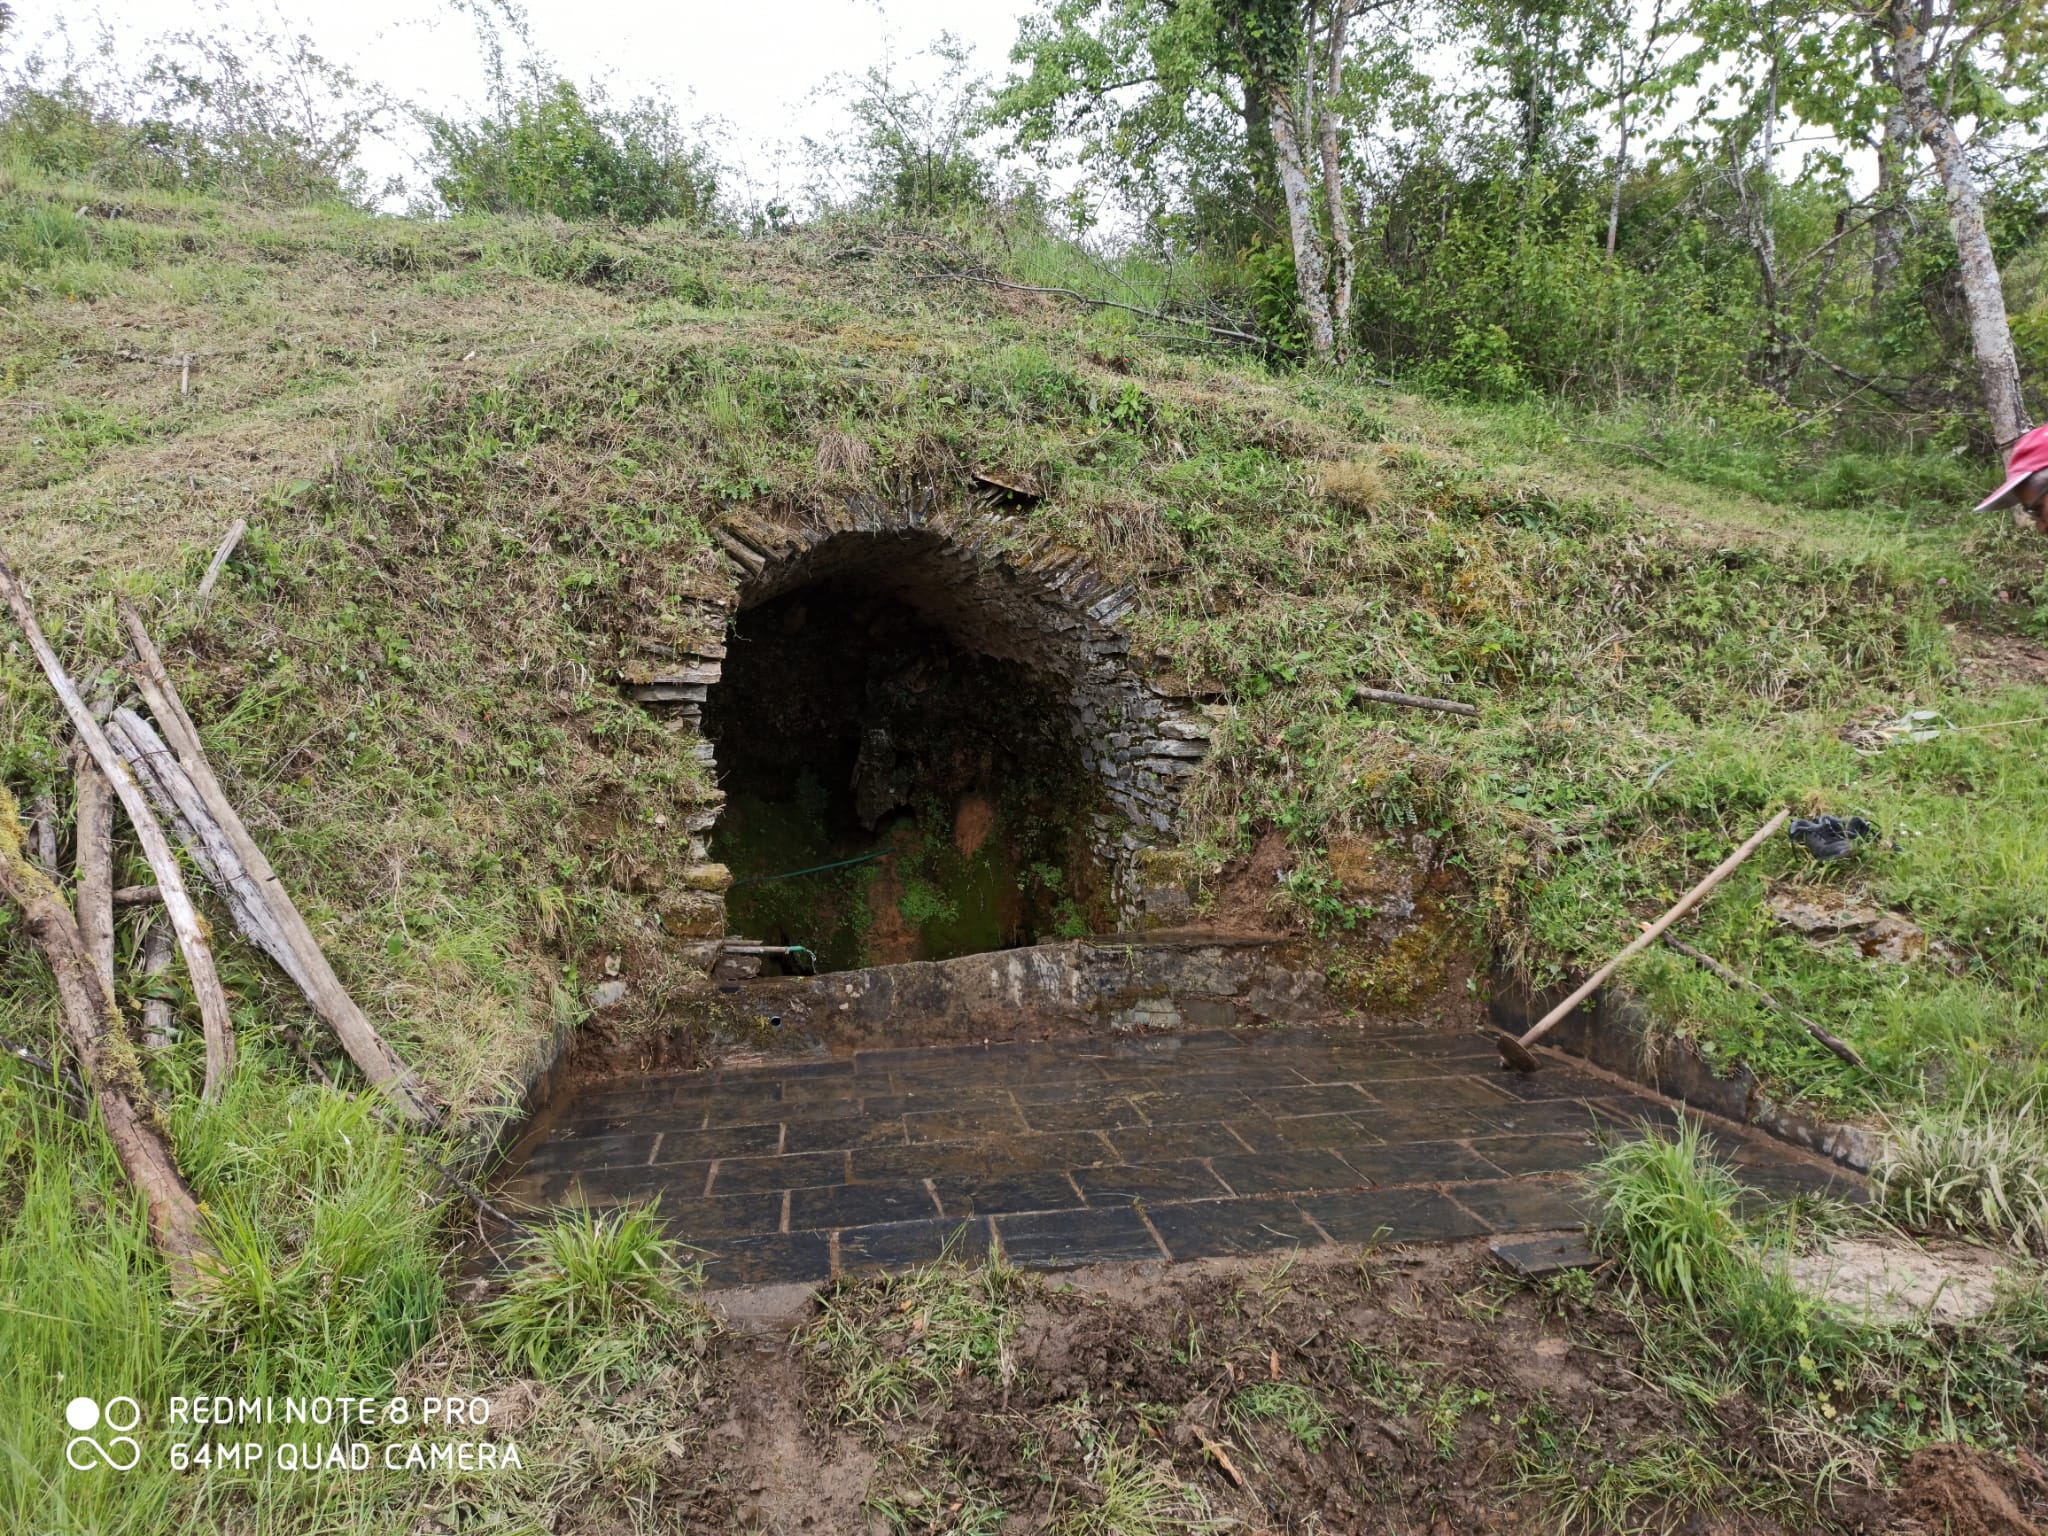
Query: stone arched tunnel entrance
499,500,1861,1293
617,501,1218,978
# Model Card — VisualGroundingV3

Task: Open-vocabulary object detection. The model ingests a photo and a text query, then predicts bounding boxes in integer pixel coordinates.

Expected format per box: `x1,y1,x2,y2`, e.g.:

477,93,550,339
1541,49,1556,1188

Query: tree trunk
73,743,116,999
0,787,216,1289
1606,44,1631,261
1266,78,1337,361
1239,84,1287,241
1317,2,1355,352
0,550,236,1101
1869,48,1909,310
117,603,438,1127
1890,12,2031,446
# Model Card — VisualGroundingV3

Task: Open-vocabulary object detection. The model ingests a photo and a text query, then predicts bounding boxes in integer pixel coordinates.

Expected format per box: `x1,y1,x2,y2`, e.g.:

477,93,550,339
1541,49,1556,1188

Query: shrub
0,26,380,203
425,75,716,227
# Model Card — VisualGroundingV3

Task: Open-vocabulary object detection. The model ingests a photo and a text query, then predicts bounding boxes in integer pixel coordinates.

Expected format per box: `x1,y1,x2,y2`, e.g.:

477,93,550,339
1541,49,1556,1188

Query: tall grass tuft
478,1203,707,1385
1588,1120,1746,1310
1877,1081,2048,1254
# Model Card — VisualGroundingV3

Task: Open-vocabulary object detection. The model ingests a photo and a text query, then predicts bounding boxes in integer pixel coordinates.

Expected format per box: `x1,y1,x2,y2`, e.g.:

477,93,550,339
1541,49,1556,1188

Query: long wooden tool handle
1518,808,1790,1049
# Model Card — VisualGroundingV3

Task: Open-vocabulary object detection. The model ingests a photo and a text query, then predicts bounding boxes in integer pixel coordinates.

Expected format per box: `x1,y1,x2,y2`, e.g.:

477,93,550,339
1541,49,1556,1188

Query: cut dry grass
1314,456,1386,514
803,1249,1026,1428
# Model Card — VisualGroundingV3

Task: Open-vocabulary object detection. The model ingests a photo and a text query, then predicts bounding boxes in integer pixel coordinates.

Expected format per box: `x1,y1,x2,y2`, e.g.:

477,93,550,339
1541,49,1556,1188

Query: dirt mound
1896,1445,2047,1536
1203,828,1298,934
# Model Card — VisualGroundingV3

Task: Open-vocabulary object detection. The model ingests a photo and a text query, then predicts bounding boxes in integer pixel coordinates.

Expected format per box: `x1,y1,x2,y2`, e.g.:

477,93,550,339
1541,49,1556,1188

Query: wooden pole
1350,686,1481,719
73,742,117,999
0,551,236,1100
1661,936,1865,1068
138,916,176,1052
1498,809,1791,1072
117,601,438,1127
0,787,216,1288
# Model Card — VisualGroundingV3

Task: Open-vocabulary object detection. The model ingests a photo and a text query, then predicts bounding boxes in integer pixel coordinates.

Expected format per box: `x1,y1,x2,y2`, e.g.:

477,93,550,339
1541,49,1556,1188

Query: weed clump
1315,457,1385,515
478,1204,712,1385
1588,1119,1746,1310
804,1251,1025,1427
1877,1083,2048,1254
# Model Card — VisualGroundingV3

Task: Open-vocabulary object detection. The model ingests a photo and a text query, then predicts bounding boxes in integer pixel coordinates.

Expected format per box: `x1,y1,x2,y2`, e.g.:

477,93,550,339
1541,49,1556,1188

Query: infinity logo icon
64,1397,142,1472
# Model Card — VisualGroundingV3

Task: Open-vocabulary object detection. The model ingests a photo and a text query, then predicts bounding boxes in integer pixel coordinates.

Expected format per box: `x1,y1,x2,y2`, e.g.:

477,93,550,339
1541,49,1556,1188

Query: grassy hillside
1,172,2044,1530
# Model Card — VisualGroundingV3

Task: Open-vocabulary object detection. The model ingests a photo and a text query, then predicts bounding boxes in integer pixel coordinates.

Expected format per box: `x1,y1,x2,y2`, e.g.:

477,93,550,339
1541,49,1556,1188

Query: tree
1860,0,2037,445
806,34,995,219
996,0,1286,254
1217,0,1339,356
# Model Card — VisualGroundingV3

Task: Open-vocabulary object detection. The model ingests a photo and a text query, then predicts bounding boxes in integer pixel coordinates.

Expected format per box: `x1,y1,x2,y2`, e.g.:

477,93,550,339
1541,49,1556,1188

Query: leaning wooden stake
1351,685,1481,719
117,601,438,1127
109,709,304,982
73,742,117,999
0,788,216,1288
195,518,246,605
1662,936,1865,1069
1497,809,1792,1072
0,552,236,1100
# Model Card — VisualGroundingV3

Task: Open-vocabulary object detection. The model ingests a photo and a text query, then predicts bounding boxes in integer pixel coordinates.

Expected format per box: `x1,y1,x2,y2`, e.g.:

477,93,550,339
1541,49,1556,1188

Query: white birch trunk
1890,15,2031,446
1267,80,1336,362
1317,3,1355,352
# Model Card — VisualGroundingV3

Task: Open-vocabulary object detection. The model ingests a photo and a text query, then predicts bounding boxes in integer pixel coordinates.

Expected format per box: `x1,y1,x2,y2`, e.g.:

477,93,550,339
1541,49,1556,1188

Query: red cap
1978,424,2048,510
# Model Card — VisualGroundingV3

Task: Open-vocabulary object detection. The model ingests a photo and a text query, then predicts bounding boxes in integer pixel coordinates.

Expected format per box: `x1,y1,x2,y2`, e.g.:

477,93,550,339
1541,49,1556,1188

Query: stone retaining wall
732,931,1337,1052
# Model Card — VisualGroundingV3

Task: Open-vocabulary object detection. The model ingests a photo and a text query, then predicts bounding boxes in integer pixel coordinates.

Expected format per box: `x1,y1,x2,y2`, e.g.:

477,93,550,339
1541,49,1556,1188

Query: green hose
725,847,895,891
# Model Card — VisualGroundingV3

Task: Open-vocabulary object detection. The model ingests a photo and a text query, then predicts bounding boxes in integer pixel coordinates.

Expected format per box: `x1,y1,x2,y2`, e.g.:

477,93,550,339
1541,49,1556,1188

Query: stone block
681,862,734,892
660,891,726,938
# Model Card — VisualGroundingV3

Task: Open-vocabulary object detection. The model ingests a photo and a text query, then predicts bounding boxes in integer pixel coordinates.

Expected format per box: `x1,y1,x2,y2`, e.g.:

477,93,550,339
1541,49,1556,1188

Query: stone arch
619,498,1213,960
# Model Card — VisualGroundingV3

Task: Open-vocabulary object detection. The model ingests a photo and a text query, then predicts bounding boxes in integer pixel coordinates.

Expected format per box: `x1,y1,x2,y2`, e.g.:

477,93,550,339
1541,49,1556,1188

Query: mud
710,1242,2042,1534
1895,1444,2048,1536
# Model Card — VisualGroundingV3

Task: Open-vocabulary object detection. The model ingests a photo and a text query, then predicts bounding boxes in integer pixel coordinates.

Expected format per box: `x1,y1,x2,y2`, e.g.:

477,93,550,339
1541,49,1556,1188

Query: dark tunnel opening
702,580,1108,975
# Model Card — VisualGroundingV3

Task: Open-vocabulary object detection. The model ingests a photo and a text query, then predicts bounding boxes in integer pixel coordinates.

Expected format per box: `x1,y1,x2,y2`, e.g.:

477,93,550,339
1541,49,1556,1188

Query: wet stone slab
491,1026,1860,1289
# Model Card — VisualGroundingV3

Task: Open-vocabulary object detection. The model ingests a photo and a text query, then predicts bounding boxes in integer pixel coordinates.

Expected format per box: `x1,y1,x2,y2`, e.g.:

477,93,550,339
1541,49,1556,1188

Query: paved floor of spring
491,1026,1863,1289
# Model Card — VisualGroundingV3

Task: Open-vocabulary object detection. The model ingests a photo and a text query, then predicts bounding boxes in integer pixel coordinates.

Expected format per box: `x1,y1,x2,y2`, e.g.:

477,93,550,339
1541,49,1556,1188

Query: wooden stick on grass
0,551,236,1100
1661,936,1865,1068
0,787,216,1288
1351,685,1481,719
117,600,438,1127
195,518,246,605
73,742,117,998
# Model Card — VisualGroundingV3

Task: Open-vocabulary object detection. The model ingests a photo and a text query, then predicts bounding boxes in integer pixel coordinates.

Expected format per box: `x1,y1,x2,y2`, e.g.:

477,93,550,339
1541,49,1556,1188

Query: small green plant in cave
898,876,959,927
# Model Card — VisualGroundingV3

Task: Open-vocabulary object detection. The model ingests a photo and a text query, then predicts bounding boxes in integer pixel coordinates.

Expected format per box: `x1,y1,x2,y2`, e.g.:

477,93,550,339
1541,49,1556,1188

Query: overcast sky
25,0,1044,209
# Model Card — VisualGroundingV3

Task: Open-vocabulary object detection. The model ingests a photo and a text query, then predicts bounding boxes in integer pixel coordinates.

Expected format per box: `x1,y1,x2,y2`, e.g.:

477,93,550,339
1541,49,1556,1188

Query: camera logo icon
64,1397,142,1471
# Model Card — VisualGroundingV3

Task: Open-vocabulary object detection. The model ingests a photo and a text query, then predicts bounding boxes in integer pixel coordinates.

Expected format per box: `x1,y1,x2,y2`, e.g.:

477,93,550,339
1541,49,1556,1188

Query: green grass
1048,1433,1215,1536
1226,1380,1335,1452
1588,1120,2045,1455
1876,1079,2048,1253
804,1250,1025,1428
477,1203,709,1385
1588,1121,1748,1310
1513,1426,1740,1535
